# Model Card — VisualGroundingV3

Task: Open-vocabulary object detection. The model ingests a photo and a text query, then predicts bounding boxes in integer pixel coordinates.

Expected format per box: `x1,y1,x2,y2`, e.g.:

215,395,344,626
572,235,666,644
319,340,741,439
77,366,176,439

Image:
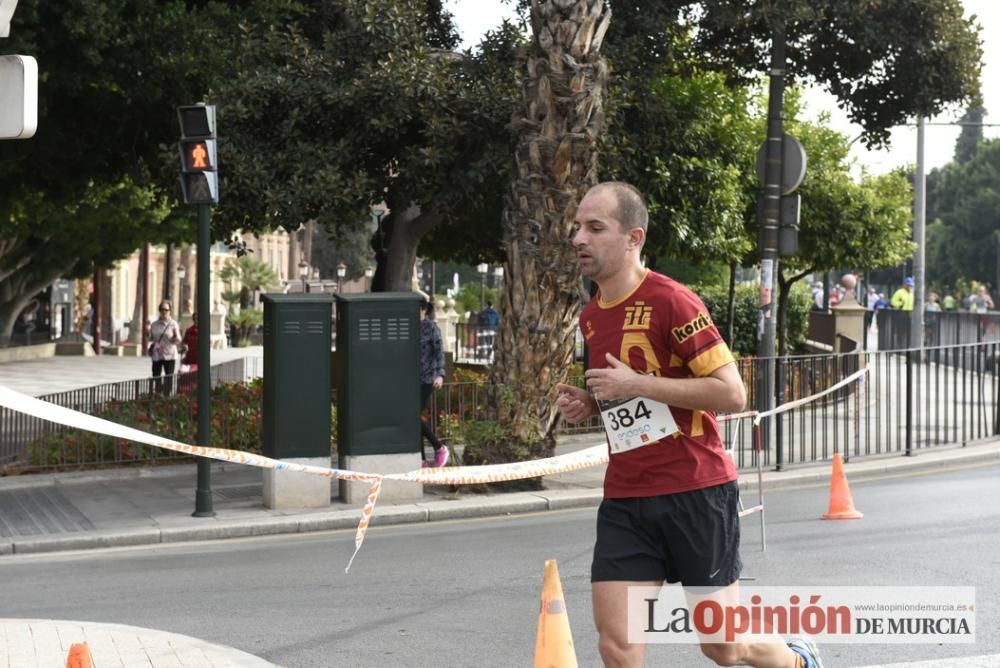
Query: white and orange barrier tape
0,367,867,570
753,366,868,423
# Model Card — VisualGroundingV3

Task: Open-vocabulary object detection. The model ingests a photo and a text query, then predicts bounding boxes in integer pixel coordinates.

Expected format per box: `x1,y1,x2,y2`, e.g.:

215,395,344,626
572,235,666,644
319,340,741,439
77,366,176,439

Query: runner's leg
593,579,661,668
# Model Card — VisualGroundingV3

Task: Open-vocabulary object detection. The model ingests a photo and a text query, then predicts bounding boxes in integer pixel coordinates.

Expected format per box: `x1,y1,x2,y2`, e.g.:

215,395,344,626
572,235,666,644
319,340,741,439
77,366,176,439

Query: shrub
458,418,547,491
27,380,267,468
696,282,812,357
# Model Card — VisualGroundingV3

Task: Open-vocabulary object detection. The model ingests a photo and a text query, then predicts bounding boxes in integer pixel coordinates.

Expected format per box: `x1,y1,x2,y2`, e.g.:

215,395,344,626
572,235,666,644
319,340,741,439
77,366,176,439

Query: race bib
597,395,679,454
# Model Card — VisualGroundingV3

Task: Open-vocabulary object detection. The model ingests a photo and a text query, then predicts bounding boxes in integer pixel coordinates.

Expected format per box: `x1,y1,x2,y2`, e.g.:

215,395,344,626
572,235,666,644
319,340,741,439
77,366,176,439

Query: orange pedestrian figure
191,142,207,169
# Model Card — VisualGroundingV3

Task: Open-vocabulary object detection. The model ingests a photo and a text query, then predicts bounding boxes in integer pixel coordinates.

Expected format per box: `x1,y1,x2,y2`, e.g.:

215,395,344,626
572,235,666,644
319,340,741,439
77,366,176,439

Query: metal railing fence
429,342,1000,472
876,309,1000,350
6,341,999,475
1,357,263,472
454,323,498,364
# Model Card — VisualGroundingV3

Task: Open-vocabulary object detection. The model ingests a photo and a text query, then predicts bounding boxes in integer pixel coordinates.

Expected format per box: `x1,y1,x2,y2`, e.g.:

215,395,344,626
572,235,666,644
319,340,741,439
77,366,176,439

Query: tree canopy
926,139,1000,289
0,0,245,342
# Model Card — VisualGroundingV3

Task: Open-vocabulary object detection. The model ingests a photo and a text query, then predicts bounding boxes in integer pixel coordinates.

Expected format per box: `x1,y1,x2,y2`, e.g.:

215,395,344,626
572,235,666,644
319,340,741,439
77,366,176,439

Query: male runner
556,182,823,668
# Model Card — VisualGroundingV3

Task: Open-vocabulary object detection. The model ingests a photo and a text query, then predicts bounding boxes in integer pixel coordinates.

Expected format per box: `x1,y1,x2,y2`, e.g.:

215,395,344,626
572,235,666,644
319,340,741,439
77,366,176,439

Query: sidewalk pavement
0,619,278,668
0,346,263,397
3,350,1000,666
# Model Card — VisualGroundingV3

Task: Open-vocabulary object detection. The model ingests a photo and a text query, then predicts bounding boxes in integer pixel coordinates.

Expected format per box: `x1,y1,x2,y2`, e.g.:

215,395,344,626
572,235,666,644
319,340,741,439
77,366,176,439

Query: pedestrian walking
148,301,182,394
555,181,823,668
419,300,448,468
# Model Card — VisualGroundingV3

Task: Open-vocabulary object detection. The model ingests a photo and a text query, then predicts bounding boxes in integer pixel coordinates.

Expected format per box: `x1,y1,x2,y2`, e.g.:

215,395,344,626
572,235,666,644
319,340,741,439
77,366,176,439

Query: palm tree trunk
489,0,611,460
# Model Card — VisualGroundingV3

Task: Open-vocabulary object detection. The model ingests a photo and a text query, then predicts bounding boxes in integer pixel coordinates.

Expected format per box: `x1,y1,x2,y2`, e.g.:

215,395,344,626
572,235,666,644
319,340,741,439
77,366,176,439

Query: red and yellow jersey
581,270,738,497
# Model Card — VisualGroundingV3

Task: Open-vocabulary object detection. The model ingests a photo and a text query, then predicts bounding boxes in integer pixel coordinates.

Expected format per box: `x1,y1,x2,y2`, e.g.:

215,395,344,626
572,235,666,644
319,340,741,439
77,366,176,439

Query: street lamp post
337,262,347,293
299,259,310,293
177,264,187,315
364,266,374,292
476,262,488,310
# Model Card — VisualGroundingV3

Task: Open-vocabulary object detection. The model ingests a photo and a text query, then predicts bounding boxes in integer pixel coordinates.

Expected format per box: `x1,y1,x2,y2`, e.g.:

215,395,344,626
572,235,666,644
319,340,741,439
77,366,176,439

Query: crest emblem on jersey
672,311,712,344
623,302,653,330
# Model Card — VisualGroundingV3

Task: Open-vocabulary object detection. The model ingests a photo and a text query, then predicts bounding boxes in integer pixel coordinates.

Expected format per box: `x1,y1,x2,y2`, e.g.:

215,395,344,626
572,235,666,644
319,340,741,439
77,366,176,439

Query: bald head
586,182,648,234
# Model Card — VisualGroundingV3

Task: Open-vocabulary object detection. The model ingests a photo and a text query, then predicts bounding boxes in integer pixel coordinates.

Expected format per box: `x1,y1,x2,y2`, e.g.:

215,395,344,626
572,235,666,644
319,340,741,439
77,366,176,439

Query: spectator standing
478,301,500,363
181,314,199,372
479,301,500,329
942,293,956,311
971,285,994,313
925,293,942,345
890,277,915,311
811,281,824,311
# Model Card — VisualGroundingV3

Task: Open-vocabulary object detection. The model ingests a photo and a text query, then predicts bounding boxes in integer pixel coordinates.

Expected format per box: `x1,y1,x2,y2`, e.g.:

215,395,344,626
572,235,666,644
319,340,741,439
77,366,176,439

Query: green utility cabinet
261,294,333,459
334,293,422,456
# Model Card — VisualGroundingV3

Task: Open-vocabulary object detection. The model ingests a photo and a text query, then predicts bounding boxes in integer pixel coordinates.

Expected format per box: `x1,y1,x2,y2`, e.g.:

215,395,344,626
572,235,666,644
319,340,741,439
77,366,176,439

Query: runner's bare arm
584,353,745,413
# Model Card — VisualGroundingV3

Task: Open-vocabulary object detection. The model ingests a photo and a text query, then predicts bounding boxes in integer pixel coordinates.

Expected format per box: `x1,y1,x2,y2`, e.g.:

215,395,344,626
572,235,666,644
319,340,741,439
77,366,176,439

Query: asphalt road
1,463,998,668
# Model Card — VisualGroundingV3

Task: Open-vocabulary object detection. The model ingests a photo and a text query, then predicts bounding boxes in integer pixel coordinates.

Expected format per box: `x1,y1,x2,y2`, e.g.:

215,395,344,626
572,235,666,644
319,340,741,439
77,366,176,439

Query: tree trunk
163,243,175,301
776,267,811,356
727,262,737,346
127,251,146,344
0,295,35,347
73,278,90,334
370,204,441,292
777,271,791,357
0,269,64,346
180,245,193,314
489,0,611,460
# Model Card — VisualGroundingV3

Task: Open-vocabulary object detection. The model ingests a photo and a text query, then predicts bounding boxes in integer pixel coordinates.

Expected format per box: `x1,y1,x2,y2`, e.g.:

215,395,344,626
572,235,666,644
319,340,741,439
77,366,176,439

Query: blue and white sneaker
787,637,825,668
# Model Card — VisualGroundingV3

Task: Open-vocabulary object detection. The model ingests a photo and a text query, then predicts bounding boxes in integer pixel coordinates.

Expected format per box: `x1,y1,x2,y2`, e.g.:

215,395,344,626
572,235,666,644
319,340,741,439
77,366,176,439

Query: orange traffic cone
66,642,94,668
534,559,579,668
822,453,863,519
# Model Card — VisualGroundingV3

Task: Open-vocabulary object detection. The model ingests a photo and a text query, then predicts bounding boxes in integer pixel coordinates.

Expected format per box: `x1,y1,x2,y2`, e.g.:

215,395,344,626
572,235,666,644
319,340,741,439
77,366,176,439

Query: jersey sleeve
665,289,734,378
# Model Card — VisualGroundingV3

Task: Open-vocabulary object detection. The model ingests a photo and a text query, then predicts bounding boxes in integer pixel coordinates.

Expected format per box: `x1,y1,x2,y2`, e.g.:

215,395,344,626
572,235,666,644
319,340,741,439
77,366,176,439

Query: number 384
604,400,652,430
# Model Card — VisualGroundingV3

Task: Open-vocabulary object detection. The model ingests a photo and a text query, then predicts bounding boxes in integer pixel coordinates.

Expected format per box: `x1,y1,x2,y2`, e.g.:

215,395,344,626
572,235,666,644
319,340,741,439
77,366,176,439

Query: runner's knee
700,642,744,667
598,632,642,668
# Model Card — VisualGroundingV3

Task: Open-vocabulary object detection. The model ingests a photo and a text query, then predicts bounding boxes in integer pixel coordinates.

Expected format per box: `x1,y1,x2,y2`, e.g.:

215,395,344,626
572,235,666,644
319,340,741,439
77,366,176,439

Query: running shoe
787,637,825,668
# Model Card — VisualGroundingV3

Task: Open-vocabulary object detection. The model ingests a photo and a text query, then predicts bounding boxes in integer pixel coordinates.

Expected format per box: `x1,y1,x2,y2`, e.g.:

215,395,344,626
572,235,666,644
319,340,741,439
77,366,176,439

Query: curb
0,489,606,556
2,442,998,557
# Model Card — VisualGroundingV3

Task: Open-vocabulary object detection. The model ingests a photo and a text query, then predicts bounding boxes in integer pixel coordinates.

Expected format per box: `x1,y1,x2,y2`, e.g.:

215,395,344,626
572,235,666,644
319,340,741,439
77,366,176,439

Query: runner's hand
555,383,596,423
584,353,638,402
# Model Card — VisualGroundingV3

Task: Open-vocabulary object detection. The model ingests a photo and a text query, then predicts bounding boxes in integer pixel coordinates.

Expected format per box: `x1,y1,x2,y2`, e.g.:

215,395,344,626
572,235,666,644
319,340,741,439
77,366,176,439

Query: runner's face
571,190,633,281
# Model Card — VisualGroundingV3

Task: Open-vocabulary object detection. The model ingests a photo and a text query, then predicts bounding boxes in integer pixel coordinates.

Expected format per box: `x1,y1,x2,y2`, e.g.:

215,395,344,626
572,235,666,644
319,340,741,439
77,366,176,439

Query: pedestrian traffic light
176,104,219,205
180,138,217,172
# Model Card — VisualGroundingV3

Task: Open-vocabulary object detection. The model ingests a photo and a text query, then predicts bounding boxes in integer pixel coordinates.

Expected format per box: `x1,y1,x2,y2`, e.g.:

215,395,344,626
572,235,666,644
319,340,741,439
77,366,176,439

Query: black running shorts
591,481,742,587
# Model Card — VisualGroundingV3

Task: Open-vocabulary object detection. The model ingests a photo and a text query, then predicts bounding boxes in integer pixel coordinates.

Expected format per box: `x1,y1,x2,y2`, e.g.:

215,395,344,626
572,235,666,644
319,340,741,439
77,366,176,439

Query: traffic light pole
757,21,786,470
193,202,215,517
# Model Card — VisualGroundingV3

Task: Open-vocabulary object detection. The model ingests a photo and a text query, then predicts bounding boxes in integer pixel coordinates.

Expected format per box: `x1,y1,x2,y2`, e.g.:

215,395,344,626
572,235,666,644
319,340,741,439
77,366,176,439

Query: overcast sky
444,0,1000,175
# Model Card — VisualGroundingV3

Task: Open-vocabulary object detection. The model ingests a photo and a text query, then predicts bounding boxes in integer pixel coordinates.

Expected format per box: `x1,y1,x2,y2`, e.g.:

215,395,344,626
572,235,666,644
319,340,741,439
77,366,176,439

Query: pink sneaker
433,446,450,468
421,460,430,469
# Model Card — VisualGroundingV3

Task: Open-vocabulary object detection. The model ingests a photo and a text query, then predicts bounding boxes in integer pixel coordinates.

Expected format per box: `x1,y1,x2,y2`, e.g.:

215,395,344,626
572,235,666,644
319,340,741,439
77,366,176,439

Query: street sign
0,54,37,139
756,133,807,195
